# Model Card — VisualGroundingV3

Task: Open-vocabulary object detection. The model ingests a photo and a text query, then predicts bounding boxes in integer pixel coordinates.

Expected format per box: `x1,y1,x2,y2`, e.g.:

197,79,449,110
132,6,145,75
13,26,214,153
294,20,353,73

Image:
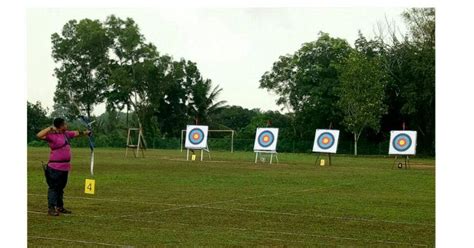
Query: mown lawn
27,147,435,247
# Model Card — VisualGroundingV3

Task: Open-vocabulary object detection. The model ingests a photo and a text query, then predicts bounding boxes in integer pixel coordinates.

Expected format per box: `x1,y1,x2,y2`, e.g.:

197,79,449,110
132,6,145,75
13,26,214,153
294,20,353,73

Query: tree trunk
130,94,143,129
86,104,91,119
354,132,358,156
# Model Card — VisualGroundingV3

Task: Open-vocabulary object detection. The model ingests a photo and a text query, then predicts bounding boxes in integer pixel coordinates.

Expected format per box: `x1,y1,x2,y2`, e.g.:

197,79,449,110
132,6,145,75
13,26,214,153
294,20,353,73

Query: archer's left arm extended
70,130,91,138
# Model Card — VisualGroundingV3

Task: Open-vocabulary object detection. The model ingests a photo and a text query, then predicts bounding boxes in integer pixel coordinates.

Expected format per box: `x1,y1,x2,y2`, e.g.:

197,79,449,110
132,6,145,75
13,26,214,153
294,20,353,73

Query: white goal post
180,129,235,153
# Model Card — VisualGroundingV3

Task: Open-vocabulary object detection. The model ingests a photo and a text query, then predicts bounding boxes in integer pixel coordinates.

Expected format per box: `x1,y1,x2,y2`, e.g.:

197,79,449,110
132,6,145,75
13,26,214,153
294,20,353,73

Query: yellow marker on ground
320,159,325,166
191,154,196,161
84,179,96,194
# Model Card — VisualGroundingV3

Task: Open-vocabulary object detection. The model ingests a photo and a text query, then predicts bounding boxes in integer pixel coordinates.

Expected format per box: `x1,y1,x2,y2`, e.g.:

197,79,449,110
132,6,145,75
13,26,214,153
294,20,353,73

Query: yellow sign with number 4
84,179,96,194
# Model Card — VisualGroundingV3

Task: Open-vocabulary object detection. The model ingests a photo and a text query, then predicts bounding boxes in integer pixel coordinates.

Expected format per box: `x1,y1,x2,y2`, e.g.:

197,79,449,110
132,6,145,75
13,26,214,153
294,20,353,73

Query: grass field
27,147,435,247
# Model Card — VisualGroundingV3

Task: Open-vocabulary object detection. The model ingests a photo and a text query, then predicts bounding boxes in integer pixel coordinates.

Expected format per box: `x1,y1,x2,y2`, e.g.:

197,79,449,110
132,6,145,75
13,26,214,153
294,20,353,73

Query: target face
389,131,417,155
254,128,279,151
184,125,208,149
313,129,340,153
188,128,205,145
258,131,275,148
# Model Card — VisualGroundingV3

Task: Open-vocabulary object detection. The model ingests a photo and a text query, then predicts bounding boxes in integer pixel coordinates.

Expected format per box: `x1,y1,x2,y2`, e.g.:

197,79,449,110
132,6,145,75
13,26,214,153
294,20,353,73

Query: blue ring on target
317,132,335,150
188,128,205,145
392,133,412,152
257,130,275,148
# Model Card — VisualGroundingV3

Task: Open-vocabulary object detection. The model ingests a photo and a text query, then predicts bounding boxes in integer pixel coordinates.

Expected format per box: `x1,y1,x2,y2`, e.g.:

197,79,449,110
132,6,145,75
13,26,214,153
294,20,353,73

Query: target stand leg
201,149,203,161
393,156,410,169
206,146,211,160
270,153,273,164
255,152,258,163
315,153,321,166
186,149,190,161
328,153,332,166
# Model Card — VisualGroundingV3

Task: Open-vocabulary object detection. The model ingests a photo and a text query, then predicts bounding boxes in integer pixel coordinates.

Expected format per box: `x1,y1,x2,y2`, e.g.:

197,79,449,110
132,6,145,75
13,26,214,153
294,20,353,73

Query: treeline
28,8,435,155
50,15,226,140
260,8,435,155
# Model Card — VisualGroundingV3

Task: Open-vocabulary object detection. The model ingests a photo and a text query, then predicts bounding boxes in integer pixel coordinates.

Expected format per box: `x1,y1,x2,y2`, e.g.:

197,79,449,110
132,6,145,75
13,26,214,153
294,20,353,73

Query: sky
27,7,407,115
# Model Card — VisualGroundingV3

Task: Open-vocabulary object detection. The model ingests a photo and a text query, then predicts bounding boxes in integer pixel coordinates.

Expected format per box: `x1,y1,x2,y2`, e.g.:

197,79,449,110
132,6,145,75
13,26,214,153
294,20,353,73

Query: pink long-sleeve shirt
45,131,77,171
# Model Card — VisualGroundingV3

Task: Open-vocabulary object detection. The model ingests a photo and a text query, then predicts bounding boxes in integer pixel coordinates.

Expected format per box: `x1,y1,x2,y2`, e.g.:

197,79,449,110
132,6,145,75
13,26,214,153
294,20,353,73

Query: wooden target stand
390,123,414,170
314,124,336,166
392,155,411,169
254,150,279,164
315,153,332,166
125,127,146,158
186,146,211,161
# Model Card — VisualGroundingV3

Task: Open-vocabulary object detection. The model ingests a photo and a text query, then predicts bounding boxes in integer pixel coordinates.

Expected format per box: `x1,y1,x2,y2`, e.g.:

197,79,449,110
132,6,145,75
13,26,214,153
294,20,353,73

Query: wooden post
136,130,141,158
125,128,131,157
181,130,184,152
125,128,145,158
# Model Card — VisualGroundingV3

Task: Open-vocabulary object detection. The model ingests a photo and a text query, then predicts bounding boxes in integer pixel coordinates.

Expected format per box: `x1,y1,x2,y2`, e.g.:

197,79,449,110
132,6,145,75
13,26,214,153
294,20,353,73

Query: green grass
28,147,435,247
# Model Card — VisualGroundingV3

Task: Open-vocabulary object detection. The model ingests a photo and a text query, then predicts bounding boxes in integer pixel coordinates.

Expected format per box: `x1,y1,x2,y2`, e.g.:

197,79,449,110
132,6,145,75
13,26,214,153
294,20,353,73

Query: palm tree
189,79,227,125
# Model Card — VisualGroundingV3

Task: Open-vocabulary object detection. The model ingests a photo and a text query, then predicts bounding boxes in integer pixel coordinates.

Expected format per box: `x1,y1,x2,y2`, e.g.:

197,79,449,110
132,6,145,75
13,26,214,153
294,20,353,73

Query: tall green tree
210,106,259,132
337,51,388,155
189,79,226,125
378,8,435,154
155,59,193,137
260,32,353,139
27,101,51,142
104,15,161,129
51,18,111,118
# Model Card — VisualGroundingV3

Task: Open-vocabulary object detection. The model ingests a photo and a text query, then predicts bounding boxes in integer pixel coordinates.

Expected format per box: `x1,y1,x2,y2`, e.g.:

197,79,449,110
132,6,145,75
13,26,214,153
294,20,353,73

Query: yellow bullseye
398,139,406,146
322,137,330,144
193,134,200,139
263,136,269,142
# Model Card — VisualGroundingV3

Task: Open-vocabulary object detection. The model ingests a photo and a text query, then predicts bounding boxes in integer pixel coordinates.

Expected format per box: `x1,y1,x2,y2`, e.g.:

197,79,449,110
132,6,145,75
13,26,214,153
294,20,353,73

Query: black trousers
44,166,69,209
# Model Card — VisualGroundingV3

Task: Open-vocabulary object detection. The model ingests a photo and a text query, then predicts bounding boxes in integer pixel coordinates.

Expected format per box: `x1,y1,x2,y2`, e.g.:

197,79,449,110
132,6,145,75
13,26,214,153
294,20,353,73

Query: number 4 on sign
84,179,95,194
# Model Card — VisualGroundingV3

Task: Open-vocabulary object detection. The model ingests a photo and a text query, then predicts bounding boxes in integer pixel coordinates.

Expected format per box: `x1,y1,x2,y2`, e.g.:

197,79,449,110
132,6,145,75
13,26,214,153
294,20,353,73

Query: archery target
185,125,208,149
312,129,340,153
389,131,417,155
254,128,279,151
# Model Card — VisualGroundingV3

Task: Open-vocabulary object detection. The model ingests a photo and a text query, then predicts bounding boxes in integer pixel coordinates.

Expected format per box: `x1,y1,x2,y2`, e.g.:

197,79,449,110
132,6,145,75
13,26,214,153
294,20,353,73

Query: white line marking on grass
191,205,435,227
28,193,178,207
165,158,291,166
28,236,133,247
239,228,429,247
28,210,109,218
28,192,434,226
119,188,319,218
121,218,428,247
28,211,429,247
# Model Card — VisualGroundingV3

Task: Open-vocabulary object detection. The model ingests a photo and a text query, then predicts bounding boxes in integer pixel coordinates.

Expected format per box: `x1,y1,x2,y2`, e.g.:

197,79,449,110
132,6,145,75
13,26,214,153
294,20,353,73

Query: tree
337,51,388,155
51,18,111,119
210,106,259,131
104,15,161,129
189,79,227,125
154,59,193,137
375,8,435,154
260,32,353,139
27,101,51,142
51,16,223,140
